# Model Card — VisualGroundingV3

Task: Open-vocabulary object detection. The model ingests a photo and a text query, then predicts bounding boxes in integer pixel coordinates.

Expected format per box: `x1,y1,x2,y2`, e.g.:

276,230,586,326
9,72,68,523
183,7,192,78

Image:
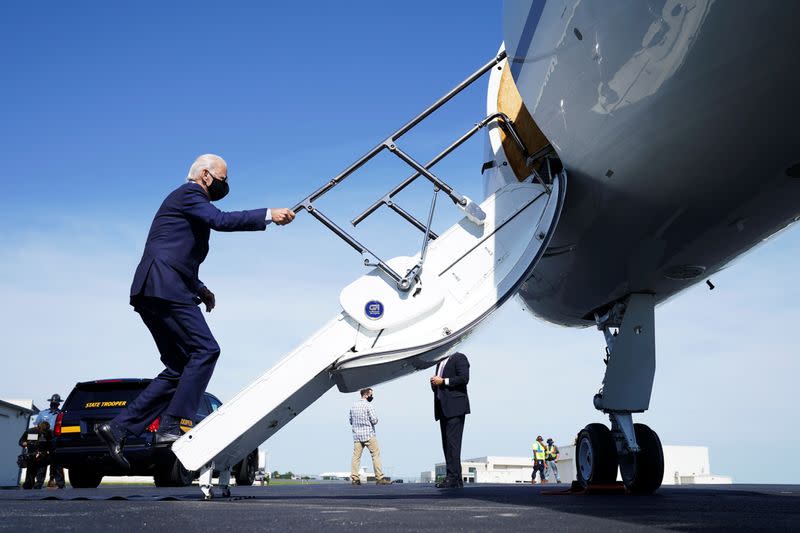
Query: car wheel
154,456,195,487
68,467,103,488
234,450,258,486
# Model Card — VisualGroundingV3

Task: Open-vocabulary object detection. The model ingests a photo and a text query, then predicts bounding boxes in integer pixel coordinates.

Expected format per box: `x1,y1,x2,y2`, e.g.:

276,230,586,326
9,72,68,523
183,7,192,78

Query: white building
0,399,36,488
661,445,732,485
430,456,541,484
319,468,375,481
425,445,731,485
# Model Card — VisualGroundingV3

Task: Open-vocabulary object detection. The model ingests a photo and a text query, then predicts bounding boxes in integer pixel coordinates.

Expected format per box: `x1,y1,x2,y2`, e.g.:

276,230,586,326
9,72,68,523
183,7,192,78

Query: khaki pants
351,437,384,481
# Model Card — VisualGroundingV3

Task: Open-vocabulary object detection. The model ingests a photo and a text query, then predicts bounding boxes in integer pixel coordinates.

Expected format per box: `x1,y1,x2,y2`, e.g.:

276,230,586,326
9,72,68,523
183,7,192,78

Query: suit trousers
113,297,220,436
439,415,465,483
351,437,384,481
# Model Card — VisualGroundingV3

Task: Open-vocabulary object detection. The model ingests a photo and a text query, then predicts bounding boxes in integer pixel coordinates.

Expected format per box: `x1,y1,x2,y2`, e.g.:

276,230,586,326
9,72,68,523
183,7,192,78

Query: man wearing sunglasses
97,154,294,469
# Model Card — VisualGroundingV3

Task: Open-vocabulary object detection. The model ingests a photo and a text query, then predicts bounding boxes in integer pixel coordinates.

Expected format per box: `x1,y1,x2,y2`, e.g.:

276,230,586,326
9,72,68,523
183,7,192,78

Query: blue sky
2,1,799,484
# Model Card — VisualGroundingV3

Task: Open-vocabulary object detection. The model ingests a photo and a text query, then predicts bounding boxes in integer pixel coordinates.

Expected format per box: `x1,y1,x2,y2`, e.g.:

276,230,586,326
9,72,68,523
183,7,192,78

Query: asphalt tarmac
0,483,797,531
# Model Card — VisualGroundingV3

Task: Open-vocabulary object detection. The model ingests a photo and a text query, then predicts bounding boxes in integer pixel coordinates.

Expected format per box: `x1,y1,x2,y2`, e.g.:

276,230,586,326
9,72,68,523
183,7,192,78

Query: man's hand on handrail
271,208,296,225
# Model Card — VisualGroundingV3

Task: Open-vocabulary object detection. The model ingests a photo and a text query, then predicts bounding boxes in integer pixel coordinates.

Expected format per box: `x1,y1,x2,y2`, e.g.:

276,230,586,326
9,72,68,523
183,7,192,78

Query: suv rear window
64,382,148,411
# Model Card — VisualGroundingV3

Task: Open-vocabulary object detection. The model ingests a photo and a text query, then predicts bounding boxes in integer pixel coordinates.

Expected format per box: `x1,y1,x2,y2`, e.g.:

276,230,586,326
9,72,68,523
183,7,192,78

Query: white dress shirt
436,357,450,386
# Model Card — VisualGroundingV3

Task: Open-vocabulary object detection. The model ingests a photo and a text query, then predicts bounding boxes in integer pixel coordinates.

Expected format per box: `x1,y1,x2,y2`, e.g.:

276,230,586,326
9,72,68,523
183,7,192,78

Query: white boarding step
172,314,357,471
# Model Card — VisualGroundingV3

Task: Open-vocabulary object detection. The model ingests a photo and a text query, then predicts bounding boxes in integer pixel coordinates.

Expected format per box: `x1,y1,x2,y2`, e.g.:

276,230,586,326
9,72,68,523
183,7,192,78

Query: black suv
54,379,258,488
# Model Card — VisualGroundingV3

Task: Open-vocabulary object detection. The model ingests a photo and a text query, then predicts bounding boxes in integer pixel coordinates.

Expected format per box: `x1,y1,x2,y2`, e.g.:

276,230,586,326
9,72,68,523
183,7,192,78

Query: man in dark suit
97,154,295,469
430,352,470,489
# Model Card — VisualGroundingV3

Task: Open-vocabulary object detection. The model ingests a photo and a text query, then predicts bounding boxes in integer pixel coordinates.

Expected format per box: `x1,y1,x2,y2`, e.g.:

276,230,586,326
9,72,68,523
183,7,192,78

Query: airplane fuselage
496,0,800,326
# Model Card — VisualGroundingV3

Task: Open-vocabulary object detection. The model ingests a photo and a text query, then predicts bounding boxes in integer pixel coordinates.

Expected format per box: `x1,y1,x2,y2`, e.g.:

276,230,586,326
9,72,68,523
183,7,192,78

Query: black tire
154,456,195,487
619,423,664,494
234,450,258,486
575,423,618,488
68,467,103,488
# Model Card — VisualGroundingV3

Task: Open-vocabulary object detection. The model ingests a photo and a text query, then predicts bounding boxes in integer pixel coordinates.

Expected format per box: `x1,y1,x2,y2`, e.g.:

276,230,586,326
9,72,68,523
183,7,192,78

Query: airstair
171,50,566,499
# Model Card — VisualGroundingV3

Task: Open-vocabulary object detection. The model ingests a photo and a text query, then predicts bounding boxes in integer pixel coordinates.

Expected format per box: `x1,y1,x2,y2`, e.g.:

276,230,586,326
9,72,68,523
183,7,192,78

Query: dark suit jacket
130,182,268,304
433,352,471,421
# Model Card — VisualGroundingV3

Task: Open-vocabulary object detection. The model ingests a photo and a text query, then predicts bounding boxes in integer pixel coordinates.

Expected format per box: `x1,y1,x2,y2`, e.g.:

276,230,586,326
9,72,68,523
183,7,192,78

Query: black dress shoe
95,423,130,470
435,479,461,489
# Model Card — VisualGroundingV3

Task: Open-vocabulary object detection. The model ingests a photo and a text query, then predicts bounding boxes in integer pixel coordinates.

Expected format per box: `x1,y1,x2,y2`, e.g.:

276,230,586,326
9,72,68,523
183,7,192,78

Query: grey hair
187,154,225,181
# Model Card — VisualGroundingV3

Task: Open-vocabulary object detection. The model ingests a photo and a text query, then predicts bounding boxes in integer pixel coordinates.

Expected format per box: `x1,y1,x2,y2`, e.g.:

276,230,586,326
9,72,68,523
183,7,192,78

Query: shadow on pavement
3,483,798,531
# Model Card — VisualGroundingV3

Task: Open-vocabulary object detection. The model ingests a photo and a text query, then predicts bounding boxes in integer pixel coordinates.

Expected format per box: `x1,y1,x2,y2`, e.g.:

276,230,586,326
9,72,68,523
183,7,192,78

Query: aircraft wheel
575,423,618,488
619,423,664,494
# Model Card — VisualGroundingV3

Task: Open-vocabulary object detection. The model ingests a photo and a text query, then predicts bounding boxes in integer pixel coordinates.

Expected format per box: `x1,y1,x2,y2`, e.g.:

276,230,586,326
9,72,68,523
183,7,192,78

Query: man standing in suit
97,154,295,469
430,352,470,489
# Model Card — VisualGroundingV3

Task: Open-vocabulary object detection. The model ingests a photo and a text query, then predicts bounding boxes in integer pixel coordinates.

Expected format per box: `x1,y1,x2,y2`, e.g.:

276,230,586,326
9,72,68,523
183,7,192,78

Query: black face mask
366,396,374,402
207,178,229,201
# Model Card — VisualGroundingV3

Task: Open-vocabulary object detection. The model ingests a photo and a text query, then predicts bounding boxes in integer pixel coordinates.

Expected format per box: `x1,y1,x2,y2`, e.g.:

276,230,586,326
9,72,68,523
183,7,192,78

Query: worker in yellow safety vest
545,438,561,483
531,435,547,484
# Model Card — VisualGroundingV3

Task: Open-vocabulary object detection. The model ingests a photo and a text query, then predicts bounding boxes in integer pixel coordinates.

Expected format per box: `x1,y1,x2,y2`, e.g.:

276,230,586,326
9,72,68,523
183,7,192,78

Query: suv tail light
54,412,65,436
146,417,160,433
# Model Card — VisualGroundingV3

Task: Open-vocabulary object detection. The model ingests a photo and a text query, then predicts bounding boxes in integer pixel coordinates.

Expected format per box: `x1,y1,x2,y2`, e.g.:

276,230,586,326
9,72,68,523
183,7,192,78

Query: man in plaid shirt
349,388,391,485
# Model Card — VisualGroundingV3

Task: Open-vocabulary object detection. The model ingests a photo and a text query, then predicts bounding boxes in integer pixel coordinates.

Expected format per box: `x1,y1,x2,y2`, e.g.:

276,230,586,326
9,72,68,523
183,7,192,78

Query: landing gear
575,423,618,486
574,294,664,494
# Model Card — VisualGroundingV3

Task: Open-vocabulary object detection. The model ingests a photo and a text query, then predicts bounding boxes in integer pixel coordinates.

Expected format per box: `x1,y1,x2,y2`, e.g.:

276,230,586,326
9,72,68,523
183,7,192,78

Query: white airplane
172,0,800,498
